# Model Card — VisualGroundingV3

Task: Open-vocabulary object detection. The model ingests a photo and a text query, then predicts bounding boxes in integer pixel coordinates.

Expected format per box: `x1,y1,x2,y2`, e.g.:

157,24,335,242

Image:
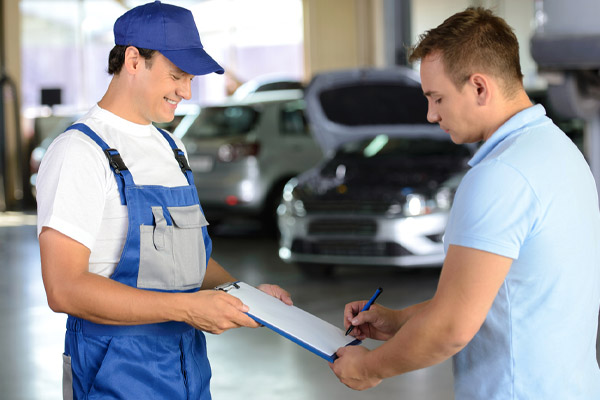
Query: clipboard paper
217,282,361,362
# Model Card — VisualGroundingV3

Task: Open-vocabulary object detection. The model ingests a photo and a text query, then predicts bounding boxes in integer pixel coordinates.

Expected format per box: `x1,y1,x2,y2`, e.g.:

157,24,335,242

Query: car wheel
296,262,335,279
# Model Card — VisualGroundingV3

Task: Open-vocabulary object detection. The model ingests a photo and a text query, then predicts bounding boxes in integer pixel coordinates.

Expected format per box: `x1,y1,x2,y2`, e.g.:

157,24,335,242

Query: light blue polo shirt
444,104,600,399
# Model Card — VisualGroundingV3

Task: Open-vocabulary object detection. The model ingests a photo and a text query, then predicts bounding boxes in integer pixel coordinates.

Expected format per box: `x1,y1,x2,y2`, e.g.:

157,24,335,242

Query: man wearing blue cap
36,2,292,399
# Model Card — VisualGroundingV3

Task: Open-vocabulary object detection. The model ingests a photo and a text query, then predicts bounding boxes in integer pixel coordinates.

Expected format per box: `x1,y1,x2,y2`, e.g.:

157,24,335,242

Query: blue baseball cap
114,1,224,76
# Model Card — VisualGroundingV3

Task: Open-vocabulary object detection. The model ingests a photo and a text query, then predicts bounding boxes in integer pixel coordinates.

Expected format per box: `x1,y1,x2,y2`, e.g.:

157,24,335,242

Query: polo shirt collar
468,104,546,167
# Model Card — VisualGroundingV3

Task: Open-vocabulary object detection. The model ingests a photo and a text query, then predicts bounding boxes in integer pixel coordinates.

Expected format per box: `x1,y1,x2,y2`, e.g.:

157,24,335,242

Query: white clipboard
216,281,361,362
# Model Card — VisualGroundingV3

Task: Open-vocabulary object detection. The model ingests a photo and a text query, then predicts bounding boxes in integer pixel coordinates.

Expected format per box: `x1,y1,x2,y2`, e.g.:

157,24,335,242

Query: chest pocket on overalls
138,204,208,290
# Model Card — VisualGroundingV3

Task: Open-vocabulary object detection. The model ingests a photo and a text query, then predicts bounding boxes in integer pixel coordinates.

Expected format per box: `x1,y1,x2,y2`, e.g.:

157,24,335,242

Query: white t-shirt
36,104,190,278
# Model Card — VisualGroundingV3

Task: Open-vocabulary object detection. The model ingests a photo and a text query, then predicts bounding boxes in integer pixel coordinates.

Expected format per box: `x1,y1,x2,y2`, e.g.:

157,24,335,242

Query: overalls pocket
62,353,73,400
138,204,208,290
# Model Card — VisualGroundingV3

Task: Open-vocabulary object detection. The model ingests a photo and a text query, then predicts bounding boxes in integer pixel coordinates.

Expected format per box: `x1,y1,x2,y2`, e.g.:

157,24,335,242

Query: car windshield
184,106,258,138
319,84,429,126
337,135,470,159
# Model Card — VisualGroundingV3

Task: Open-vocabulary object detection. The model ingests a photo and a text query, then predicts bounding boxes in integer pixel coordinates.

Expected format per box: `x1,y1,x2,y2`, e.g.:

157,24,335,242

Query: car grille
291,239,412,257
302,200,391,214
307,219,377,236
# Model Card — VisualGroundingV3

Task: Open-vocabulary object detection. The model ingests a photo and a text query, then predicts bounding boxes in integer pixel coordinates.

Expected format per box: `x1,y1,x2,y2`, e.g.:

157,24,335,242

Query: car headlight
434,187,452,210
386,202,403,216
404,193,428,216
292,199,306,217
279,178,306,217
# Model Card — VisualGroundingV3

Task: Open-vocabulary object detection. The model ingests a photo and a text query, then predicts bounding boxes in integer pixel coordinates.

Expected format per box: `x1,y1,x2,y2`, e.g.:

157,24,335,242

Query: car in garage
276,67,474,275
174,89,323,232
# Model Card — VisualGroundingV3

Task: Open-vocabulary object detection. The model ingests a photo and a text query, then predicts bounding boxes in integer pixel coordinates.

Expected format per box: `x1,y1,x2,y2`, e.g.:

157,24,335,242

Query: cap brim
161,48,225,76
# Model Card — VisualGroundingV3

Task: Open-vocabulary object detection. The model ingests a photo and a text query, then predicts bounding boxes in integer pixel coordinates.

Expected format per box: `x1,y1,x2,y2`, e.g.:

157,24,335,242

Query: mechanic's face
133,52,193,124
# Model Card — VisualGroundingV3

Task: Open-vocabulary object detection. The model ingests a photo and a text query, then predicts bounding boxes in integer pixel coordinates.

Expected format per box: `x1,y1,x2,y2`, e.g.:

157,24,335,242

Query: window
184,106,259,139
21,0,304,111
319,84,429,126
280,100,308,136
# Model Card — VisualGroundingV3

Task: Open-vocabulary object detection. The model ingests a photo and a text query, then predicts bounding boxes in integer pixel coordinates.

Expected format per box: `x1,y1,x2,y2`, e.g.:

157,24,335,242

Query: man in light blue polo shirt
330,7,600,399
445,103,600,398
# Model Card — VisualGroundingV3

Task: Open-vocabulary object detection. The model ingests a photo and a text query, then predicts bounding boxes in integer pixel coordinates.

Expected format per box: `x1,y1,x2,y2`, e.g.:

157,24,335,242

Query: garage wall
1,0,23,210
411,0,538,87
302,0,539,87
302,0,387,78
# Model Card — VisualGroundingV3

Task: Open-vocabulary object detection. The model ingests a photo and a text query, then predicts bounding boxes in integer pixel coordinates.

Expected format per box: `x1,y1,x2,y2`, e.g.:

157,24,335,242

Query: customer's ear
469,73,492,106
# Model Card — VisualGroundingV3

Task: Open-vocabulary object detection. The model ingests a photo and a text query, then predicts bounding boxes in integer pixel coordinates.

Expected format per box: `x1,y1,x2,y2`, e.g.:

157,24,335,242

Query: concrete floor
1,212,597,399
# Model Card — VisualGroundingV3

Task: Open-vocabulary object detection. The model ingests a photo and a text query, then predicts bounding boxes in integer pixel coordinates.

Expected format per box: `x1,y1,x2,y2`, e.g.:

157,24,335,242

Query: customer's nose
427,104,440,123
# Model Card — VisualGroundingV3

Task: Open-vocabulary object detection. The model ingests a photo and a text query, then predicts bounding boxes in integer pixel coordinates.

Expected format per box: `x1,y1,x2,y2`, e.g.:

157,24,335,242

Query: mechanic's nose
178,79,192,101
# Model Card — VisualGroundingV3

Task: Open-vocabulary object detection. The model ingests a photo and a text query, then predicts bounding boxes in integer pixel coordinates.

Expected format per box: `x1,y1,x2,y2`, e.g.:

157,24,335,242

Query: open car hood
304,67,444,155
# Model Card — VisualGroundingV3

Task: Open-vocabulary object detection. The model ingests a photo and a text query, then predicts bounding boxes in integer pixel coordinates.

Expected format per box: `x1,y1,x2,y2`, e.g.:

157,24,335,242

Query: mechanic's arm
40,227,258,333
331,244,512,390
200,257,237,289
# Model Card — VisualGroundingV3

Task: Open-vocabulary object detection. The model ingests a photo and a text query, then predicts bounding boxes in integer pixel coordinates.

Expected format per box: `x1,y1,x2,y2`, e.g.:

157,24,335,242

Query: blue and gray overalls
62,123,212,399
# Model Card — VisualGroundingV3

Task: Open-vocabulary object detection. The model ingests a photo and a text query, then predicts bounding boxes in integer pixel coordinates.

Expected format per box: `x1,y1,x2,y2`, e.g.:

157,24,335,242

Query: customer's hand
329,345,382,390
344,302,399,341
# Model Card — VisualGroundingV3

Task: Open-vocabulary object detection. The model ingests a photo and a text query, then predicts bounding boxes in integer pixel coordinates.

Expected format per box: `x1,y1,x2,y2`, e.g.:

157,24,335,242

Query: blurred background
1,0,600,399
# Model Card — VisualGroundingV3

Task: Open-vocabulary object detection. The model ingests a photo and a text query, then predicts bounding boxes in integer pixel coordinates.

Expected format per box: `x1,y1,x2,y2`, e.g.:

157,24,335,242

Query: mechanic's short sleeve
444,160,540,259
36,131,108,250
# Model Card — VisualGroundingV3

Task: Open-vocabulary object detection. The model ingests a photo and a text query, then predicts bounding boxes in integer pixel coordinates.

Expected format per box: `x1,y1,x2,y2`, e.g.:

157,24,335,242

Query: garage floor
1,212,597,400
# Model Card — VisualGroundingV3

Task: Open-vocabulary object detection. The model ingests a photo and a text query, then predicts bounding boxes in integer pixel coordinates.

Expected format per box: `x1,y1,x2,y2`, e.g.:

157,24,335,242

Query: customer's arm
343,299,432,341
40,227,259,333
331,244,512,390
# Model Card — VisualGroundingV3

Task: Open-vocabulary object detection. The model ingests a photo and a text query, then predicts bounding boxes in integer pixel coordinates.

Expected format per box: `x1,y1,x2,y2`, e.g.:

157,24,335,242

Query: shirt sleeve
36,131,110,251
444,159,541,259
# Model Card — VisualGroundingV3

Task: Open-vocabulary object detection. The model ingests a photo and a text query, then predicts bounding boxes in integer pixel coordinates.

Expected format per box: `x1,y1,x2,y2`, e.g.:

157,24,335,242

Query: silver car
175,90,323,231
277,68,474,275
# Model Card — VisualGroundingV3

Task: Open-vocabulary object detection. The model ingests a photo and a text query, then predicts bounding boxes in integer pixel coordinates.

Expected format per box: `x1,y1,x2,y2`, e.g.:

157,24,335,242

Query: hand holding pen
345,287,383,336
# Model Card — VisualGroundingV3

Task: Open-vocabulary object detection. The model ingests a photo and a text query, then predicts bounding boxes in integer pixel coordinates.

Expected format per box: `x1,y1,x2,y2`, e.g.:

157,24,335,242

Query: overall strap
69,123,133,205
156,128,195,185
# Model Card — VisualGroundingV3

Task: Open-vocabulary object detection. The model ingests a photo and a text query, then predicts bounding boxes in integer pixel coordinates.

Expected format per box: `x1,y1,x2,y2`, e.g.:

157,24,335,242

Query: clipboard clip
214,282,240,292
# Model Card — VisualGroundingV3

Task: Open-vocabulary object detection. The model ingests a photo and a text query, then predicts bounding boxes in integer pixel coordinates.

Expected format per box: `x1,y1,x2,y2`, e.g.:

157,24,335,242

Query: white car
175,90,323,232
277,68,474,275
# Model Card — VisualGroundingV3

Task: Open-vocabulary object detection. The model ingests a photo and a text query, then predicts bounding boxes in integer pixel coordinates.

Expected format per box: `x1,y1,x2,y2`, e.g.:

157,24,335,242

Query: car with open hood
276,67,474,275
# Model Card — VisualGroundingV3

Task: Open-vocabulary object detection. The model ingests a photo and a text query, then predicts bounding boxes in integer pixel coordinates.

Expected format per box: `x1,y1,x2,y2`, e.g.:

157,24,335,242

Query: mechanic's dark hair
409,7,524,98
108,45,156,75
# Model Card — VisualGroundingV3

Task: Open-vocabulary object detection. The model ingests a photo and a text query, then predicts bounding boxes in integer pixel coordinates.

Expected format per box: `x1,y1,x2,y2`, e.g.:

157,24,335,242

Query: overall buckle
173,149,192,173
104,149,128,174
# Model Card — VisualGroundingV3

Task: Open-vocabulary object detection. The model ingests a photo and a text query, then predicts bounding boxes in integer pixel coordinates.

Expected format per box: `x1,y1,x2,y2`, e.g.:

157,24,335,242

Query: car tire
296,262,335,279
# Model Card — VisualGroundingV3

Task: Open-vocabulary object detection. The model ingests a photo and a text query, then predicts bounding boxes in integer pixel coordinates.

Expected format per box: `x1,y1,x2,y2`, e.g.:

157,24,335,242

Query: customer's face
133,52,193,124
420,53,484,144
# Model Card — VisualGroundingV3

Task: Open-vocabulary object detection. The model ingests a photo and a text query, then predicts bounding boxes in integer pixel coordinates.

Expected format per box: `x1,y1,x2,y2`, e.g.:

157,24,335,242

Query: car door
275,98,323,174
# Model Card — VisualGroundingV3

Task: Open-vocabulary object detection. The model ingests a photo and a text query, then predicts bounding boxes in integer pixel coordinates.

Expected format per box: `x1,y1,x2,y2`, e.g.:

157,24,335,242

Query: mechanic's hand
258,283,293,305
184,290,260,334
344,302,399,341
329,345,382,390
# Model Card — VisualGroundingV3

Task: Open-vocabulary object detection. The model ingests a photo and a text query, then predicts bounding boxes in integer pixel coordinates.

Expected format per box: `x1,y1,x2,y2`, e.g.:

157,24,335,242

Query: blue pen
345,287,383,336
